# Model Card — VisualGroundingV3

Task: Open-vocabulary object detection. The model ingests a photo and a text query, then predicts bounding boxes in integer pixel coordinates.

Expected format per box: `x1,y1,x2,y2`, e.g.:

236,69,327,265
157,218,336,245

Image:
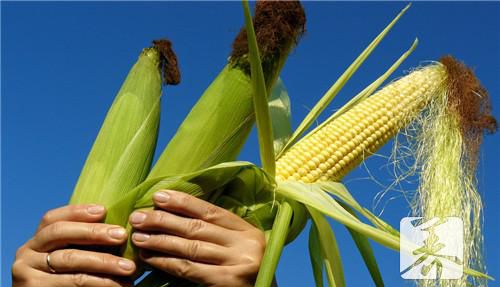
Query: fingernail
133,232,150,242
87,205,105,215
108,227,126,239
130,212,146,224
118,259,135,271
154,191,170,203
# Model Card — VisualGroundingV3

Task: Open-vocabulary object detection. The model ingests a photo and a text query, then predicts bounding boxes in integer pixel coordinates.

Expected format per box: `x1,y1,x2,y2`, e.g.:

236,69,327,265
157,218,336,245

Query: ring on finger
46,252,57,273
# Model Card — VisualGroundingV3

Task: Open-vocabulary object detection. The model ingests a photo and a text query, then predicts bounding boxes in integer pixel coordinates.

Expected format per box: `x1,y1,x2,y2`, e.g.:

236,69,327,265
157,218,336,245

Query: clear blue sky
2,2,499,286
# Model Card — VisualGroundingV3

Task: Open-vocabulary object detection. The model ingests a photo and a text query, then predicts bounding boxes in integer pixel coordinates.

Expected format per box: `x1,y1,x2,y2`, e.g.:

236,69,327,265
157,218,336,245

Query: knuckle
11,261,27,280
173,259,192,278
21,278,40,286
186,219,205,237
60,249,77,268
86,224,102,241
203,205,220,222
248,231,266,252
71,273,89,287
155,234,173,247
48,222,64,238
219,272,249,287
15,245,27,259
41,211,54,226
187,240,201,260
152,211,168,227
178,193,191,207
99,254,109,269
96,277,117,287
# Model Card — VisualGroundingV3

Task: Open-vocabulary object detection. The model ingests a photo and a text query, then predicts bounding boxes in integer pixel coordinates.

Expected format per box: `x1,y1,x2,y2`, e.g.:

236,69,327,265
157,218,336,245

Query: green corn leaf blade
324,261,338,287
294,38,418,149
254,200,294,287
309,224,325,287
308,208,345,287
243,0,275,176
277,181,400,251
278,3,412,158
338,202,384,287
278,181,493,280
70,48,162,207
318,181,399,236
269,78,292,156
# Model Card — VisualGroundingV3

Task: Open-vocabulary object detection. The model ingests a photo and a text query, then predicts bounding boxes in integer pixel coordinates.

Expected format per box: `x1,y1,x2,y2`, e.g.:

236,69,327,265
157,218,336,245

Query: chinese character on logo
400,217,463,279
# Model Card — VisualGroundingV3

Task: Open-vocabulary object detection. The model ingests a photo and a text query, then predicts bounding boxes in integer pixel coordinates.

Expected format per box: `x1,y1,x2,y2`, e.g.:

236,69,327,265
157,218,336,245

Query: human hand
129,190,266,287
12,204,136,287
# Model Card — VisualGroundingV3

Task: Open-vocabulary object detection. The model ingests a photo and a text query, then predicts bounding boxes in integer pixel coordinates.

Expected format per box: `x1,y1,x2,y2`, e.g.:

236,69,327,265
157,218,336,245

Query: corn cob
276,64,447,183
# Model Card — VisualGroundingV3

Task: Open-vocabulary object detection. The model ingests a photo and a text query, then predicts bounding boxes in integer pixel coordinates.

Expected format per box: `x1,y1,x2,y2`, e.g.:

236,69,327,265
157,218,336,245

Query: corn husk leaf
309,224,325,287
278,4,412,158
283,181,491,280
300,38,418,146
277,181,400,250
70,48,161,207
243,0,275,176
308,207,345,287
148,66,255,178
337,202,384,287
269,78,292,156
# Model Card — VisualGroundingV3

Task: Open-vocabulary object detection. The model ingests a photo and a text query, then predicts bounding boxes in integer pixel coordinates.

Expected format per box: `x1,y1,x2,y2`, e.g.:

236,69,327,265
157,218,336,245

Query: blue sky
2,2,499,286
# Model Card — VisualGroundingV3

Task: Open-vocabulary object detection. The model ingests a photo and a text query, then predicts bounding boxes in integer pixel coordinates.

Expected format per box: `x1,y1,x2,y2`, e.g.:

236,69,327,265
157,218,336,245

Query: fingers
13,249,133,287
129,209,232,246
30,222,127,252
38,204,106,232
152,190,254,231
139,251,222,285
46,249,135,275
54,273,133,287
132,232,229,265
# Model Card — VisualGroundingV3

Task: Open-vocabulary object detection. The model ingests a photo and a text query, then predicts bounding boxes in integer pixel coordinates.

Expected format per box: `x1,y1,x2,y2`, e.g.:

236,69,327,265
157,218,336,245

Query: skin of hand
12,204,136,287
129,190,266,287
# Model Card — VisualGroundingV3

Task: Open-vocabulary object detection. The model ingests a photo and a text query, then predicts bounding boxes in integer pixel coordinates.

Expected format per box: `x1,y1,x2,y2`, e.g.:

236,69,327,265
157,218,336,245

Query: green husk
134,2,306,285
70,47,163,207
148,1,305,178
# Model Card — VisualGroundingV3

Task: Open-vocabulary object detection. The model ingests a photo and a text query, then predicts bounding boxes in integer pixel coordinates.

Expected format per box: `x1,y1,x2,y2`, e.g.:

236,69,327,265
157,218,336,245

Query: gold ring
46,252,57,273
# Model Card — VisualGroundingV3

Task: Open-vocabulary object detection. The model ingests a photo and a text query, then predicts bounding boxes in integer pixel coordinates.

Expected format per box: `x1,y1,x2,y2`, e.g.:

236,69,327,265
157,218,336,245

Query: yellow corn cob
276,64,447,183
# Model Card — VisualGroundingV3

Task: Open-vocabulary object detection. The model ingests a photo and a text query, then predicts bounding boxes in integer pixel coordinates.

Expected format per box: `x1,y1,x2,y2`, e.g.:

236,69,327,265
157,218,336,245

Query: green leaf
254,200,294,287
309,224,324,287
277,181,400,251
269,78,292,156
278,3,412,158
308,208,345,287
298,38,418,145
243,0,275,176
318,181,399,236
279,181,493,281
338,202,384,287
